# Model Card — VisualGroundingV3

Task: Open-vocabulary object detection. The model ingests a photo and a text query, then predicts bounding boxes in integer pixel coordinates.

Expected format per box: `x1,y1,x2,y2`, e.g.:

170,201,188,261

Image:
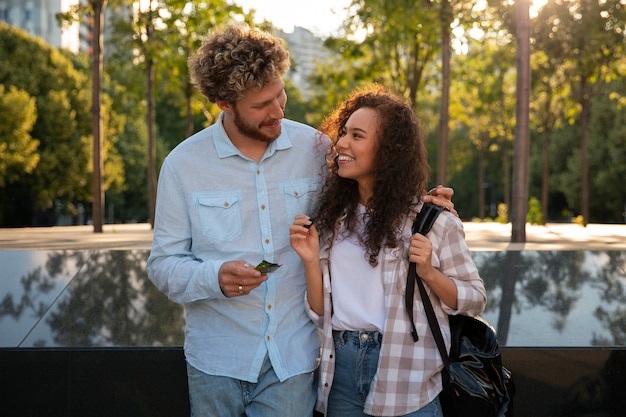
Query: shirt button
224,202,229,208
266,335,271,341
261,204,266,210
267,304,272,310
265,239,270,244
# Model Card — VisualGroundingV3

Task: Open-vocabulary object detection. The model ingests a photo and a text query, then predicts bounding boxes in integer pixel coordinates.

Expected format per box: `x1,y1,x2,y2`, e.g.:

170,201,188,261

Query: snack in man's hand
255,260,281,273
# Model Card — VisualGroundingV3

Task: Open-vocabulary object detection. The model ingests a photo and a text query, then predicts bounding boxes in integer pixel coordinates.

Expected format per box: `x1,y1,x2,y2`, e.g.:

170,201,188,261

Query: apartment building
0,0,83,52
280,26,332,98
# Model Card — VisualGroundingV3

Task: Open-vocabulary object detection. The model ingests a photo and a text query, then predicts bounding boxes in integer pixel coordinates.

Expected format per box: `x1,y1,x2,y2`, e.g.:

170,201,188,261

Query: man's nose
271,99,284,119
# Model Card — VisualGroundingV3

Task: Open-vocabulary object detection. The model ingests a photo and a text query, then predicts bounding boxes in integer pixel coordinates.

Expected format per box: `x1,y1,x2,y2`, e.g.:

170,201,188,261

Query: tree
539,0,626,224
324,0,440,105
511,0,531,242
528,49,570,223
57,0,108,232
0,23,94,226
435,0,482,186
437,0,453,185
451,35,516,220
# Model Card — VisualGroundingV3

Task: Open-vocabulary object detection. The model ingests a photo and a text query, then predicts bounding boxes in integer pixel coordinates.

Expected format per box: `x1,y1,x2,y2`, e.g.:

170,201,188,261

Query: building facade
0,0,83,52
280,26,332,98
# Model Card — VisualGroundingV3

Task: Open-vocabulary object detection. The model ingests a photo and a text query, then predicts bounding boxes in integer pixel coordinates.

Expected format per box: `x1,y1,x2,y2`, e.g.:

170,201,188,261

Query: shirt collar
213,112,293,159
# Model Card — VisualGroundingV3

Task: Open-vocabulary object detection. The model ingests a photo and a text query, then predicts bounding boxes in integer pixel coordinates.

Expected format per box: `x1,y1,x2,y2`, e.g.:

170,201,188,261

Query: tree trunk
91,0,107,233
580,78,590,226
541,128,550,224
437,0,452,186
186,81,194,138
479,148,485,220
146,9,157,229
511,0,531,243
503,140,510,216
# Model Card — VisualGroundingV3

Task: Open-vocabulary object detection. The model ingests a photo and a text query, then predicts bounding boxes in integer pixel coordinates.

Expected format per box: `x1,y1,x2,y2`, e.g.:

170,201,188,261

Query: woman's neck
358,185,373,207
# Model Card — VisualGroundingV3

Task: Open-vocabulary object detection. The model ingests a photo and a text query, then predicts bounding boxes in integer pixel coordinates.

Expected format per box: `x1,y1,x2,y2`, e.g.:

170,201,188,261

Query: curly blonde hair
188,23,290,103
315,84,430,266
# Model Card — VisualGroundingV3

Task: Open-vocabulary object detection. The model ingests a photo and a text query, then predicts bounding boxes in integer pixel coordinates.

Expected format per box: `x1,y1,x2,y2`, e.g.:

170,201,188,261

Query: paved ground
0,222,624,251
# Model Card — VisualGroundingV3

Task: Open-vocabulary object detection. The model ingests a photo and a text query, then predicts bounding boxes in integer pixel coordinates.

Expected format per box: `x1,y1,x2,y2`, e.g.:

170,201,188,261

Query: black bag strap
405,203,450,368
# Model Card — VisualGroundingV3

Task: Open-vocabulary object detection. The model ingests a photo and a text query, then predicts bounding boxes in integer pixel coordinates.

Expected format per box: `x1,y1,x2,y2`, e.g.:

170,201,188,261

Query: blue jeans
186,354,315,417
327,330,443,417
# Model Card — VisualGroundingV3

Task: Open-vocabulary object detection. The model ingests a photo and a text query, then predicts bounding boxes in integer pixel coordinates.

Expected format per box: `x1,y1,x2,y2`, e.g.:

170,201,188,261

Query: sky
233,1,549,40
234,0,352,37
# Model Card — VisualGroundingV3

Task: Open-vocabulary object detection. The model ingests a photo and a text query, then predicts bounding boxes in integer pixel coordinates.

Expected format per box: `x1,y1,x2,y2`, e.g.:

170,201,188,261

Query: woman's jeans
327,330,443,417
186,354,315,417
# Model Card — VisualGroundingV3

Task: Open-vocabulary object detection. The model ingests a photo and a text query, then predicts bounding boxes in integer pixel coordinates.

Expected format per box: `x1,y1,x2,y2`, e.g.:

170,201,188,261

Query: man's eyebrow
253,97,275,107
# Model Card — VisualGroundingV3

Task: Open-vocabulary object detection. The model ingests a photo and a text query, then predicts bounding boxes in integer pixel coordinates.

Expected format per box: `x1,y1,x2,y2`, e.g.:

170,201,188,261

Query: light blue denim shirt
147,113,328,382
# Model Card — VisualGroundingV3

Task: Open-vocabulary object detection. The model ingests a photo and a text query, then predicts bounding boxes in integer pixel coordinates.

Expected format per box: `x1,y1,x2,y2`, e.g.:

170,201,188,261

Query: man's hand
422,185,458,217
218,260,268,297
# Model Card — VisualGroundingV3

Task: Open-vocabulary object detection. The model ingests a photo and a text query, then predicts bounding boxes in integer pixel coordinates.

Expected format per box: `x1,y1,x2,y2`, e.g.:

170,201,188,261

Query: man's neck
222,116,268,163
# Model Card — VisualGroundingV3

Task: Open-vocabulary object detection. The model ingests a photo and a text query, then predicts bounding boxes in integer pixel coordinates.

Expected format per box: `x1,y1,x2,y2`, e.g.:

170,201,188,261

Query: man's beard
232,106,281,144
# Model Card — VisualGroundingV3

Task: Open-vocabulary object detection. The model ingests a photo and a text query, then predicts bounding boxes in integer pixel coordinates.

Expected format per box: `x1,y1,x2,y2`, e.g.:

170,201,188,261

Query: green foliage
0,85,39,186
496,203,508,224
0,23,93,224
0,22,128,225
527,197,543,225
307,0,442,114
3,1,626,226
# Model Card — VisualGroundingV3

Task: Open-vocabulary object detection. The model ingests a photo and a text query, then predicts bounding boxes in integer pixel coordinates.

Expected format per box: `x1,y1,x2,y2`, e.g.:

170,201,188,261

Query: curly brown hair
315,85,430,266
188,23,290,103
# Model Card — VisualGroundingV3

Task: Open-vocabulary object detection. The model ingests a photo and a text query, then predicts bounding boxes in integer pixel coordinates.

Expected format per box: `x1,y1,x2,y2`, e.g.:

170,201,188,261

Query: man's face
231,79,287,143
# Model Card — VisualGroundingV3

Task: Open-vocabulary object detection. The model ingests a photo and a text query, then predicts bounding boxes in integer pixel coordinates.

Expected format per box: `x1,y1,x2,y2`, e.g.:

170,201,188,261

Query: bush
496,203,508,224
527,197,543,225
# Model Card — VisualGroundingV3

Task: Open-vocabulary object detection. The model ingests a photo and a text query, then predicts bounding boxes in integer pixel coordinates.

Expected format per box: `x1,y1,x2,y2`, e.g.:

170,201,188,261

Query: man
147,23,454,417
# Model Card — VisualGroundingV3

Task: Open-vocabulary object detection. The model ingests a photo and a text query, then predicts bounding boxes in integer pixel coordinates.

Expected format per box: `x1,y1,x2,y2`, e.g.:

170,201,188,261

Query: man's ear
216,100,232,112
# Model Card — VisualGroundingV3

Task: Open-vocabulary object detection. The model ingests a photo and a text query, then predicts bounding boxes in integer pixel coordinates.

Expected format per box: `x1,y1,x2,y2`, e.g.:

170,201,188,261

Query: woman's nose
337,135,348,149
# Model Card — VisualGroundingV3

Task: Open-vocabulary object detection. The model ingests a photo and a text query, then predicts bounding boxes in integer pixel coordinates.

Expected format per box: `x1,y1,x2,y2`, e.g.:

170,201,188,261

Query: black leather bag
405,203,514,417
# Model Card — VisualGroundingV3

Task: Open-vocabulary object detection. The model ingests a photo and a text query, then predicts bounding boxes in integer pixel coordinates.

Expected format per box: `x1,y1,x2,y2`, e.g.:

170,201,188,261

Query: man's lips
262,120,281,129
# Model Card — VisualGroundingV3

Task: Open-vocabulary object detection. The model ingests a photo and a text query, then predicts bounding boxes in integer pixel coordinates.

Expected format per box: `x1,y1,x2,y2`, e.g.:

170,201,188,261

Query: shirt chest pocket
196,191,242,241
280,178,319,224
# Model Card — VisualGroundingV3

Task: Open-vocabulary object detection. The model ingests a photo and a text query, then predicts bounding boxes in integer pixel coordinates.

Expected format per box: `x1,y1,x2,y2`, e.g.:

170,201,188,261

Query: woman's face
336,107,380,199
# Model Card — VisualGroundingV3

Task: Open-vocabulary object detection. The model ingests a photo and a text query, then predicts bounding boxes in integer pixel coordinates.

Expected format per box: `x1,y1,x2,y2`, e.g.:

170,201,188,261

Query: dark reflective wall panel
2,249,624,348
474,250,626,348
1,348,190,417
1,250,184,348
1,249,625,417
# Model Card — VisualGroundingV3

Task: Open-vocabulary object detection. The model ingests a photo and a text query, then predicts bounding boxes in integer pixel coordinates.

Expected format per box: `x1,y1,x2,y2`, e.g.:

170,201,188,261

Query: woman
290,85,486,417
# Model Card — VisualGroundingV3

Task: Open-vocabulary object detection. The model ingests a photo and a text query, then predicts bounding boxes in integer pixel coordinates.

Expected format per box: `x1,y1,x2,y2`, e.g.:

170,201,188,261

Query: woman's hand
290,214,324,315
409,233,435,280
290,215,320,264
409,232,459,309
422,185,458,217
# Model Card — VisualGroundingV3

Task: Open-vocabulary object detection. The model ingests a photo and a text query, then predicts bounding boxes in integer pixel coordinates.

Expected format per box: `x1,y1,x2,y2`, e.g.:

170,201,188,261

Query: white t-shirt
330,205,386,332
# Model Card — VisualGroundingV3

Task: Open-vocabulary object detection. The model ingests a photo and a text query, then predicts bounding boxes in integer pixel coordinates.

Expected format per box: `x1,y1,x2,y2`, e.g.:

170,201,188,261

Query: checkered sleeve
430,211,487,316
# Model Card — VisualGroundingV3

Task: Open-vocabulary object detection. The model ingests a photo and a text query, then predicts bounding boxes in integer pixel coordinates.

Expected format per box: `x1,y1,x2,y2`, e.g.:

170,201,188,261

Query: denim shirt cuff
205,259,229,299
